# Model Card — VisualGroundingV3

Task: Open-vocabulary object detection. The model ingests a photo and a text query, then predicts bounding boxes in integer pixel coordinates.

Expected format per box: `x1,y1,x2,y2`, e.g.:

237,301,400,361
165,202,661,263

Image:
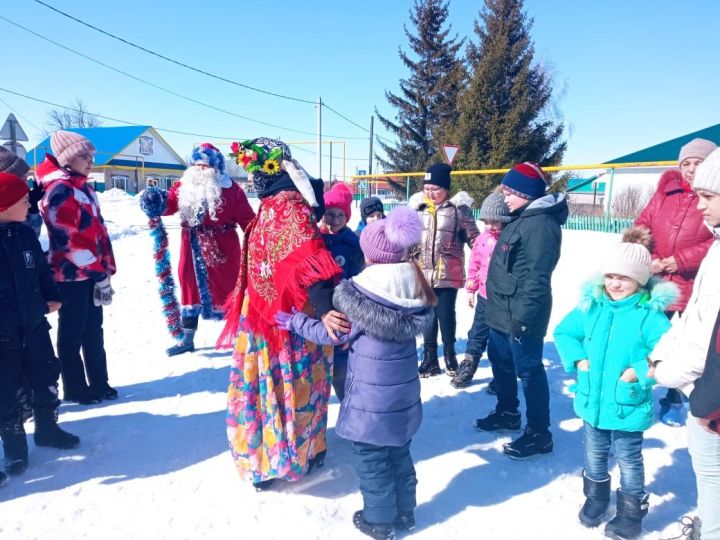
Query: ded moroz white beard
177,166,222,227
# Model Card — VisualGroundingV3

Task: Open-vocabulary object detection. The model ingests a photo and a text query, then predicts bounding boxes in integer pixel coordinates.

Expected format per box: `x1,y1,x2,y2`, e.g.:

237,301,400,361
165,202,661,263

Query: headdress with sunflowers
230,137,318,207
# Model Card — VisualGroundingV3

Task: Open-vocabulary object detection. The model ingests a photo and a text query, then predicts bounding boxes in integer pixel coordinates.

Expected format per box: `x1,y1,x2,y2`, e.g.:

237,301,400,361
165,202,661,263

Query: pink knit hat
360,206,422,264
50,130,96,166
678,138,717,164
323,182,353,220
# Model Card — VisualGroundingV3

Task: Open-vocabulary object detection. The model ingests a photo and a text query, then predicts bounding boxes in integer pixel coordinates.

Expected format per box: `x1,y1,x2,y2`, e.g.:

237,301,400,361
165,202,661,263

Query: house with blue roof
25,125,187,194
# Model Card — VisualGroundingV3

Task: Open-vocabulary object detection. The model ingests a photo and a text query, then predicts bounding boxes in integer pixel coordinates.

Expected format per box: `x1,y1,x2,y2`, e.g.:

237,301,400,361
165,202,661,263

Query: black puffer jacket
486,193,568,337
0,222,60,348
690,309,720,432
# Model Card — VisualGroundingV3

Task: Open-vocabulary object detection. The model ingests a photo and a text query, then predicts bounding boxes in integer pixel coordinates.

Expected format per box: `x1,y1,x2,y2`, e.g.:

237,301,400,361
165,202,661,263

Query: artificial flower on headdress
228,137,318,207
229,140,284,176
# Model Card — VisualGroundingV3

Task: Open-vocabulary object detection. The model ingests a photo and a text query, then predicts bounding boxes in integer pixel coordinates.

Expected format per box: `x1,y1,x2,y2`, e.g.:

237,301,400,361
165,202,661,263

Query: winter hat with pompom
601,227,653,285
323,182,353,220
360,205,422,263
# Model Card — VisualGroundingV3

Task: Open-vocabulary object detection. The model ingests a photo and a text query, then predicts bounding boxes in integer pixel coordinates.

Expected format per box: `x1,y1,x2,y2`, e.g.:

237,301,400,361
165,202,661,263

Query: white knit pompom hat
693,146,720,195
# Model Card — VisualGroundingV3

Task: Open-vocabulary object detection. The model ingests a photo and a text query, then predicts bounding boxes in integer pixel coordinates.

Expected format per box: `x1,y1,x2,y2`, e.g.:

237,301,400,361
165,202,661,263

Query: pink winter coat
635,169,713,311
465,229,500,299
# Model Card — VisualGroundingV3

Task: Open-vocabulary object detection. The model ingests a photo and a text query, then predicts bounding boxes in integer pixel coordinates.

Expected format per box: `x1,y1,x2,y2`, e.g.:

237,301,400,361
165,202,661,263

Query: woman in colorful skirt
219,138,346,490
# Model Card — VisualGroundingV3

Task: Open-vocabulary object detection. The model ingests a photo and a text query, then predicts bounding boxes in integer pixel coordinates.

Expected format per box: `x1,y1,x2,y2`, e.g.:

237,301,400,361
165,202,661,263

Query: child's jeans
466,295,490,357
352,440,417,525
584,422,645,497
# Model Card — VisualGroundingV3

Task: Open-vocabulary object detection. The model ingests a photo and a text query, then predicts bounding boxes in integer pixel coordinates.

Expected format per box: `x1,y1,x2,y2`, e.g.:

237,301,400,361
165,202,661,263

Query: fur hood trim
333,280,433,343
657,169,685,193
408,190,474,210
577,275,680,313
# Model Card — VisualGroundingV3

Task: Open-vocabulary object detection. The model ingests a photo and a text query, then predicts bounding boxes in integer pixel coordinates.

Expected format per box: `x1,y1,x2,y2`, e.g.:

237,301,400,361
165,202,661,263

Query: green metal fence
380,202,633,233
562,215,633,233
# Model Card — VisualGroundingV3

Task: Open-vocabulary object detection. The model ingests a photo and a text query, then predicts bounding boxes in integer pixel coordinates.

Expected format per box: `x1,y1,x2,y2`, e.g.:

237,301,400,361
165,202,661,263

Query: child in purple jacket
451,192,511,389
276,207,435,540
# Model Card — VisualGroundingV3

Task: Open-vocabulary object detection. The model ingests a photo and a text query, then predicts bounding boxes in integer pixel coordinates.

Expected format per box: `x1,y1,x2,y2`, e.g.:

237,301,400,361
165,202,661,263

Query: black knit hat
424,163,452,190
359,196,384,223
0,146,30,177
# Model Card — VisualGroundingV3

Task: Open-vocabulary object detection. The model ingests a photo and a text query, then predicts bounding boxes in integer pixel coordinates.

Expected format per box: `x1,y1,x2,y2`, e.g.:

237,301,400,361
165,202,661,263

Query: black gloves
28,180,44,214
510,320,528,341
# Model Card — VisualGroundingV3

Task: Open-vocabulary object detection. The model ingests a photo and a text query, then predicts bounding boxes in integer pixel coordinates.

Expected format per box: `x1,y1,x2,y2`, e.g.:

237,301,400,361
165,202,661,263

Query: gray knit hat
478,192,511,223
693,146,720,195
678,138,717,164
0,146,30,177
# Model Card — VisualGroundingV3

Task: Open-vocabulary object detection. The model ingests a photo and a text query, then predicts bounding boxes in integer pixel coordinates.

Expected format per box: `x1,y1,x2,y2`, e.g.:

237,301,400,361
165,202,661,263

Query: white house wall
116,128,185,166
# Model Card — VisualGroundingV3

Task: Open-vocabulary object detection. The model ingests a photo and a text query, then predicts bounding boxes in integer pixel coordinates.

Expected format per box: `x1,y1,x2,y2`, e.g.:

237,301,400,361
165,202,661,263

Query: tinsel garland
139,187,185,342
188,218,216,320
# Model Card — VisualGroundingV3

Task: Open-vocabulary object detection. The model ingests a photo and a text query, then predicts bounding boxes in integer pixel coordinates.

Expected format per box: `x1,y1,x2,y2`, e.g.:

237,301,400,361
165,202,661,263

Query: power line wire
0,87,369,161
0,15,370,141
32,0,317,105
0,95,42,131
31,0,396,145
322,102,393,145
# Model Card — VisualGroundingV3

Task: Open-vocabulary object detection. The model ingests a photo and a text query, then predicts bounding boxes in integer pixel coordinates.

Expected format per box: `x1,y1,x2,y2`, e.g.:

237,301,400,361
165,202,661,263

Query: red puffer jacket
635,169,713,311
37,155,116,283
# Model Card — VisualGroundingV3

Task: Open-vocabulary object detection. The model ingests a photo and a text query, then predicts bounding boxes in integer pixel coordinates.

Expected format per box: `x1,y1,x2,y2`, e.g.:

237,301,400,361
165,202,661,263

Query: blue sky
1,0,719,178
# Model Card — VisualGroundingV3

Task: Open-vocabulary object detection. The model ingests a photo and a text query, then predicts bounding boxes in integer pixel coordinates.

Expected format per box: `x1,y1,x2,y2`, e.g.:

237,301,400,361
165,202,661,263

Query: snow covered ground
1,193,696,539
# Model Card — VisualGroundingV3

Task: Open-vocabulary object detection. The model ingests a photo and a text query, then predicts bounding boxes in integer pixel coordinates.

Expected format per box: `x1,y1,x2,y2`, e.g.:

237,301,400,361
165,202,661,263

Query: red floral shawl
217,191,341,349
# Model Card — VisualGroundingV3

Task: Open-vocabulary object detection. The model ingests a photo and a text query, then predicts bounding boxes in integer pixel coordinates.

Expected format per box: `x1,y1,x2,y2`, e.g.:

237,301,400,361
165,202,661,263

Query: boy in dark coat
277,207,435,539
476,162,568,459
0,172,79,483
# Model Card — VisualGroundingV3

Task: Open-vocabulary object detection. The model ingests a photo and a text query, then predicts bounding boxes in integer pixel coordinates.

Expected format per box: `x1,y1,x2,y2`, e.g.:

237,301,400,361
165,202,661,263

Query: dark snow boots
353,510,396,540
418,344,441,378
1,420,28,475
451,354,480,388
604,490,649,540
579,471,611,527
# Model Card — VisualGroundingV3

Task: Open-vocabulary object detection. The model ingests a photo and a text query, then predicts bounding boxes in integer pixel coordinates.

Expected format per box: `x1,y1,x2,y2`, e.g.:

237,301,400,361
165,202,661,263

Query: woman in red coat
635,137,717,425
162,144,255,356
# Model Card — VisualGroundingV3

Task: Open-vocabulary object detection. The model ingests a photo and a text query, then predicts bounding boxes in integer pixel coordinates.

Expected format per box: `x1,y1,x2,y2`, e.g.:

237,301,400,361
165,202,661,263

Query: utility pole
368,115,374,198
329,141,333,182
317,97,322,180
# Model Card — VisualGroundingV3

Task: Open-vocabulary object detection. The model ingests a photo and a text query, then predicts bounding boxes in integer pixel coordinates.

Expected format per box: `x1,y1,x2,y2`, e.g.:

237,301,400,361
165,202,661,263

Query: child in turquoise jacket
554,228,677,540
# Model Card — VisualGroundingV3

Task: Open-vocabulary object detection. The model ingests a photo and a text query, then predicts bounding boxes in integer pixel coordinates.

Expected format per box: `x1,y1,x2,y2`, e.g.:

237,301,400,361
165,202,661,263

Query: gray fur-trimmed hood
333,279,433,343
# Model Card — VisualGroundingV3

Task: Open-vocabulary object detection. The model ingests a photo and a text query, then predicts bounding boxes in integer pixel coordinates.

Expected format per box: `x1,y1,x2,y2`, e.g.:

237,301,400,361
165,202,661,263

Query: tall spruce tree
375,0,464,184
448,0,566,200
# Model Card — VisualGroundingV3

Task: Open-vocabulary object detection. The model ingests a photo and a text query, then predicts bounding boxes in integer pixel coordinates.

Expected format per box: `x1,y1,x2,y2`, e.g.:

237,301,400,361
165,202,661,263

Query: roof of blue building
607,123,720,164
25,125,156,167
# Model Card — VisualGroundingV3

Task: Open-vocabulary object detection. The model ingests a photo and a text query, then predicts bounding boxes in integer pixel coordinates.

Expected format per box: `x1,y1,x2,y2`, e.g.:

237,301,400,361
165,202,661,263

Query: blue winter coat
553,278,677,432
289,270,433,447
322,226,364,279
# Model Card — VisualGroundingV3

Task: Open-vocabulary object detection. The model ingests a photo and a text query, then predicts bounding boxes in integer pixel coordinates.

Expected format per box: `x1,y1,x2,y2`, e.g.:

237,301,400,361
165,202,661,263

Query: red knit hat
0,172,29,212
323,182,353,219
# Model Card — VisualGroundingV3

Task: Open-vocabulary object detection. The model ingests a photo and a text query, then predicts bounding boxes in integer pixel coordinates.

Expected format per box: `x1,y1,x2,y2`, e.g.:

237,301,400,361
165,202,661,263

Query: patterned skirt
226,298,333,483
